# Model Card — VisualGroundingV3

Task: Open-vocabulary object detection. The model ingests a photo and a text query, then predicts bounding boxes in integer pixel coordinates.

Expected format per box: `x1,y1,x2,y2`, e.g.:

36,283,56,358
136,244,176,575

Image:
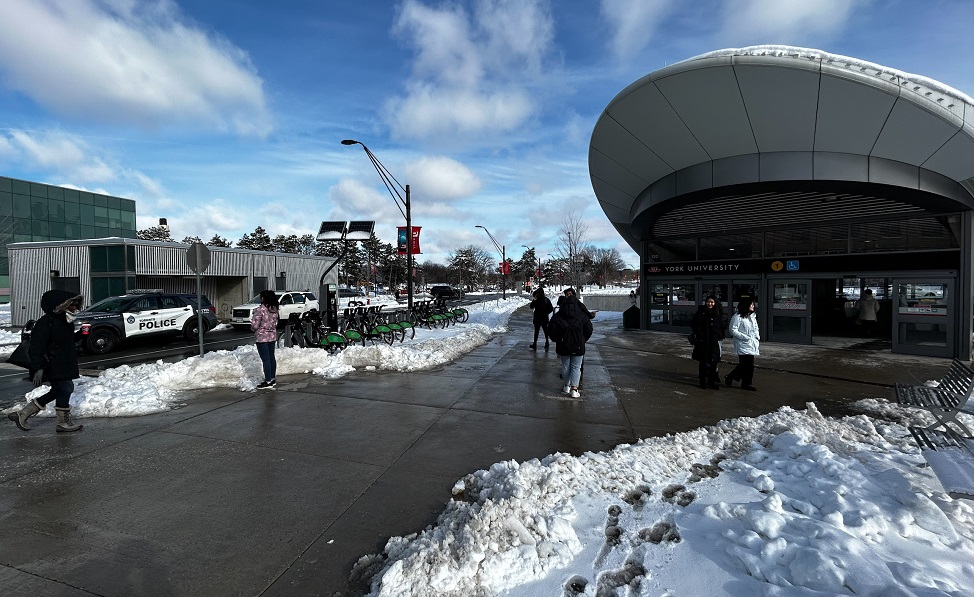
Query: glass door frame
892,278,954,358
767,278,812,345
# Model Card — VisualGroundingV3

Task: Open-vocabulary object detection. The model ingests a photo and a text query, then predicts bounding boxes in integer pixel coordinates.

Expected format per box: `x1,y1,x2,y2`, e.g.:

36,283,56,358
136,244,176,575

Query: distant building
0,175,137,303
8,238,336,326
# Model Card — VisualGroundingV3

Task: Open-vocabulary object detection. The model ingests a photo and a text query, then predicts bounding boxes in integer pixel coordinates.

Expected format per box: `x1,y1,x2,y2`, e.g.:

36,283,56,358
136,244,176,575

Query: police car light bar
130,289,164,294
317,221,347,241
346,221,375,241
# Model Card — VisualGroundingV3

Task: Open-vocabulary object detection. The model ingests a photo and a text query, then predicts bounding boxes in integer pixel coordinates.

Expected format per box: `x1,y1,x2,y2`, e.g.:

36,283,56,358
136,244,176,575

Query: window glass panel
49,222,65,237
79,192,94,205
93,194,108,207
94,206,109,227
31,220,49,237
698,232,763,260
30,183,47,198
851,217,959,253
108,208,122,229
47,186,63,200
733,283,759,308
13,194,31,218
80,204,95,225
0,177,10,192
106,246,125,270
120,210,136,230
64,202,80,224
121,198,136,212
14,218,31,234
63,223,78,239
63,188,79,202
0,191,11,217
647,239,696,262
10,179,29,194
48,199,65,222
90,246,108,273
13,234,32,242
81,225,96,238
702,283,729,307
127,246,136,271
107,196,121,209
95,226,111,238
31,197,49,220
671,282,695,306
772,282,807,311
671,309,694,328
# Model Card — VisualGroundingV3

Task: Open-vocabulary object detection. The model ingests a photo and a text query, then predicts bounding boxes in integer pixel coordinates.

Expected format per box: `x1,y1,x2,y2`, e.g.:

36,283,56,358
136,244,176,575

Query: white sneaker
570,388,580,398
562,385,571,394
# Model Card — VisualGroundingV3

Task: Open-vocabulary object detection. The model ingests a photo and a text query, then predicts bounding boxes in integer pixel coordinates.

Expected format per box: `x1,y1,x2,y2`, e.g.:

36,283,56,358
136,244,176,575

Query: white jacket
729,312,760,356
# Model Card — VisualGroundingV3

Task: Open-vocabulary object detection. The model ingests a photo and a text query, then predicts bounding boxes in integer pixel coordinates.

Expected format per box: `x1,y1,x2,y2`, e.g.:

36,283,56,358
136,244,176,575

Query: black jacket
529,296,553,323
549,296,593,356
690,304,725,363
28,290,81,381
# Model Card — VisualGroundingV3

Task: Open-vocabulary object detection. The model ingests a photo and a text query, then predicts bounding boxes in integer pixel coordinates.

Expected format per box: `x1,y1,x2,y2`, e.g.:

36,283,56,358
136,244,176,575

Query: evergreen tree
181,235,203,244
137,225,174,242
207,234,232,247
237,226,273,251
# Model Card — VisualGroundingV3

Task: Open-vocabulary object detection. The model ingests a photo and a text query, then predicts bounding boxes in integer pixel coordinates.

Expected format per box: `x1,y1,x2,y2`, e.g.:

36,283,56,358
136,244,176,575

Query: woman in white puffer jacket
724,298,760,391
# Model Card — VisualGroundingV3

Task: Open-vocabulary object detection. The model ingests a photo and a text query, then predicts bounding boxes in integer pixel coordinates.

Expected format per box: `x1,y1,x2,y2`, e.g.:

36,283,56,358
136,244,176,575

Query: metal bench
908,426,974,500
895,358,974,435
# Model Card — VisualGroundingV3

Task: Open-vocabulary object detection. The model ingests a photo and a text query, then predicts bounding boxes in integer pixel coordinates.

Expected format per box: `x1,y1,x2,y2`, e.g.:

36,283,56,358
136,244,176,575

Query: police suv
75,290,218,355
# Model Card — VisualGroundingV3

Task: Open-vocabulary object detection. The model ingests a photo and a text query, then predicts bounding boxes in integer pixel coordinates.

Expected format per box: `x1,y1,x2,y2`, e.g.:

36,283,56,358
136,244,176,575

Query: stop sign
187,242,211,273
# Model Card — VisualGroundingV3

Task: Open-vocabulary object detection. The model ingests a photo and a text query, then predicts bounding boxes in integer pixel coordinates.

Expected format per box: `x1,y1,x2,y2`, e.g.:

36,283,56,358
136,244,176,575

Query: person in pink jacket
251,290,280,389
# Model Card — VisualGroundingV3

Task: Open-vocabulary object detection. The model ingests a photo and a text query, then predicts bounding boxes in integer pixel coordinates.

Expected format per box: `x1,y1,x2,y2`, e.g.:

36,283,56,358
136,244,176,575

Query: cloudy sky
0,0,971,266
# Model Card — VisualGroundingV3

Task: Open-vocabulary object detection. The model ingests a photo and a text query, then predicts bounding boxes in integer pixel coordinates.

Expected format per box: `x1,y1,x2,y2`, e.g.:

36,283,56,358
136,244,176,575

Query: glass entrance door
768,280,811,344
893,280,953,357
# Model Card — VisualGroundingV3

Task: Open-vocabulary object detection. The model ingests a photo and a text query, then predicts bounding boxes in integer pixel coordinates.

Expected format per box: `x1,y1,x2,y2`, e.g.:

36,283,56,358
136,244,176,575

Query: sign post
186,242,211,357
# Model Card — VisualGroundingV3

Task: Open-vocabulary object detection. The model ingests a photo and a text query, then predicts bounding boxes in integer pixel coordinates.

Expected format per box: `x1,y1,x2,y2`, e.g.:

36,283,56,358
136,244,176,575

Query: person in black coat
549,289,594,398
690,295,726,390
8,290,84,432
528,288,553,351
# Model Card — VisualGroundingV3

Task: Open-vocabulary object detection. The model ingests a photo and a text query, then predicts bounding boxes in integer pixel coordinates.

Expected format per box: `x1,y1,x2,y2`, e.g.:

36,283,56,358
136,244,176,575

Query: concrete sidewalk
0,306,950,596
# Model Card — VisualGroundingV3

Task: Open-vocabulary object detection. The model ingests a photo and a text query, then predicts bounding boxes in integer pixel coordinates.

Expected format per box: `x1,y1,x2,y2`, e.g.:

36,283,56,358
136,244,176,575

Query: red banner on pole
397,226,421,255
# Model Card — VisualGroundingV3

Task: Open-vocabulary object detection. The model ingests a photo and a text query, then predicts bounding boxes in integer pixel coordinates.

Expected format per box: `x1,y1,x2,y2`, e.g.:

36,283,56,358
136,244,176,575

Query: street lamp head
341,139,360,146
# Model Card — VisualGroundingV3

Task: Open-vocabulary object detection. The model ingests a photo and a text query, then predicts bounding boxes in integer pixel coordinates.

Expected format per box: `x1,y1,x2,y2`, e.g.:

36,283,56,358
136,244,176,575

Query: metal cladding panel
869,156,920,189
604,81,709,171
919,170,972,208
591,178,636,223
872,98,959,165
814,73,896,154
589,116,673,187
760,152,814,181
655,65,758,160
923,127,974,182
49,246,88,278
735,64,819,152
713,154,759,186
135,245,192,275
588,148,653,199
676,162,713,195
814,152,870,182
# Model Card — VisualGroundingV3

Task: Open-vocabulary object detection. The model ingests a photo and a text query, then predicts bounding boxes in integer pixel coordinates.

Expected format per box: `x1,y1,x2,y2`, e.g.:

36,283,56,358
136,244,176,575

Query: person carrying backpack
548,288,594,398
528,287,553,351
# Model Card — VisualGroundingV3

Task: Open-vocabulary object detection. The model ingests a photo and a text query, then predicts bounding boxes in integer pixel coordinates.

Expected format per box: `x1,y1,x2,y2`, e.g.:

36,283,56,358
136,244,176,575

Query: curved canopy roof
589,45,974,248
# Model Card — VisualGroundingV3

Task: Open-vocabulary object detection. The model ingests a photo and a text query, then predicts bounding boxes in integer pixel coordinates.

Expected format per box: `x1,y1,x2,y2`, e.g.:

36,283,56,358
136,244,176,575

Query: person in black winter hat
8,290,84,432
528,287,553,350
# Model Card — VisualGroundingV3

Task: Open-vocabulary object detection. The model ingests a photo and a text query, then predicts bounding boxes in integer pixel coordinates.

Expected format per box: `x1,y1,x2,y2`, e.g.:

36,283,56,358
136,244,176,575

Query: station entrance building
589,46,974,359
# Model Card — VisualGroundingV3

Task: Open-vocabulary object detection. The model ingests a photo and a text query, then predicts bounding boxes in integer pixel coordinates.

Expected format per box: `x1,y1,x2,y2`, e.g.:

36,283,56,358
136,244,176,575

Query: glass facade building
0,176,137,302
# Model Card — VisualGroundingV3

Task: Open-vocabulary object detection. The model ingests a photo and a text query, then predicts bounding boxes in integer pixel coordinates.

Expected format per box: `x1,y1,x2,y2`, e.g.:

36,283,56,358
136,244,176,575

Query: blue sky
0,0,971,267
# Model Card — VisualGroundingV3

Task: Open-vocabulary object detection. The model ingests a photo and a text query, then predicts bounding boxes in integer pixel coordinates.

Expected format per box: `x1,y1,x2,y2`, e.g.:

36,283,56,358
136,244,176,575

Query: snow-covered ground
3,292,973,596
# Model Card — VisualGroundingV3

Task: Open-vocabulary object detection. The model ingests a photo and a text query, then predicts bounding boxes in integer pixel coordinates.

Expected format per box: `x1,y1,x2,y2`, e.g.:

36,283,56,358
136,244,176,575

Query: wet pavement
0,306,954,596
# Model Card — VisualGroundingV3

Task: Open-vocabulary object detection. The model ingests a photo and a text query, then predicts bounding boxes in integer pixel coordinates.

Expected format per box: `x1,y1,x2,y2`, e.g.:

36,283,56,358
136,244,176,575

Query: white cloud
404,156,481,201
0,0,271,137
5,130,116,183
599,0,674,59
386,0,554,144
719,0,867,43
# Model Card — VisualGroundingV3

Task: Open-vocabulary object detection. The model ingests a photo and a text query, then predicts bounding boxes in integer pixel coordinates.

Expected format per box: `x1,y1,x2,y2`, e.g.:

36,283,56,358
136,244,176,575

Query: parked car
230,290,319,330
429,284,463,299
74,290,219,355
336,288,366,298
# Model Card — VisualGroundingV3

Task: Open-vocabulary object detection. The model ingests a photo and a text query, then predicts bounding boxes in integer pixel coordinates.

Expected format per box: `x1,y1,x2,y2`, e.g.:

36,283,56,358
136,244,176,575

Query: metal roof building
590,45,974,358
8,237,336,326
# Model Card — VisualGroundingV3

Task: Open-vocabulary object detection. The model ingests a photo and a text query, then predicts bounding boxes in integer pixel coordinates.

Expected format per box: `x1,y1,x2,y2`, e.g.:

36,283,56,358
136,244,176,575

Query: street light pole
476,225,506,300
341,139,413,310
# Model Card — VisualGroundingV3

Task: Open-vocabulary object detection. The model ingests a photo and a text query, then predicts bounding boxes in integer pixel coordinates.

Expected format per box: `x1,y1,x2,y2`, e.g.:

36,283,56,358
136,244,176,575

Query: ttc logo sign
786,260,800,271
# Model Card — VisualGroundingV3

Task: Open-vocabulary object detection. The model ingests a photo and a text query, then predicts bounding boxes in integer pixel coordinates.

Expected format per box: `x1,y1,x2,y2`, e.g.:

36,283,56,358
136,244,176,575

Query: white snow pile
5,297,528,418
357,404,974,596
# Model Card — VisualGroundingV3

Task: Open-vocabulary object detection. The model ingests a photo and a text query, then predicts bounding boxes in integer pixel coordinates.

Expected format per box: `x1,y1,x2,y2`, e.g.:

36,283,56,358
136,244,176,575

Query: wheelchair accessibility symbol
786,260,800,271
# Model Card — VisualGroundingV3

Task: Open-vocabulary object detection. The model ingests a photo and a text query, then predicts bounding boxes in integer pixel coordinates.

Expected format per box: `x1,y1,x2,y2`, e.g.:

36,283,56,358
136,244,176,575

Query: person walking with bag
548,288,593,398
252,290,280,389
528,288,553,351
724,298,760,391
691,295,725,390
8,290,84,432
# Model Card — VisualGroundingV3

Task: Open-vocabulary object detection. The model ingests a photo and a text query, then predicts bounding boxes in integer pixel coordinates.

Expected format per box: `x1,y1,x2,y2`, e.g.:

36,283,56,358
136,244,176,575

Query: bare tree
556,211,589,288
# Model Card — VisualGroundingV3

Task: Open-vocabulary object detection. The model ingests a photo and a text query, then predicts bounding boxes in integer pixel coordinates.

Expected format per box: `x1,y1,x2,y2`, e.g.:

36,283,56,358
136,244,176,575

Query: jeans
38,379,74,409
560,355,583,387
256,341,277,382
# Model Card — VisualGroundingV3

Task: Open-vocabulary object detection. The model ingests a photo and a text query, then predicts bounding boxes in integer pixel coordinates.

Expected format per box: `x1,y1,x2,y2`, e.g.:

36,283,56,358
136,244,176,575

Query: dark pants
256,341,277,382
532,320,549,345
727,354,755,386
37,379,74,409
698,359,720,386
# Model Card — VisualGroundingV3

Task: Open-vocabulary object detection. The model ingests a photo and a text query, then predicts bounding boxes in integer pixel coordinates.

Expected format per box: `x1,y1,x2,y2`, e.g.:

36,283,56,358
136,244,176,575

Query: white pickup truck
230,290,319,329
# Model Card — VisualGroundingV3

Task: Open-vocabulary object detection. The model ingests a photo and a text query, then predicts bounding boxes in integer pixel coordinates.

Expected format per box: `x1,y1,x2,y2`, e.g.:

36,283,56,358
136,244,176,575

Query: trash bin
623,306,640,329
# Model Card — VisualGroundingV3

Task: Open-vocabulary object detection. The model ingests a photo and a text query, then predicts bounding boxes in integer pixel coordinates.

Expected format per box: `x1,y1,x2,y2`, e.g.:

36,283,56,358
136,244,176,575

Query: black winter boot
55,407,83,433
8,399,42,431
